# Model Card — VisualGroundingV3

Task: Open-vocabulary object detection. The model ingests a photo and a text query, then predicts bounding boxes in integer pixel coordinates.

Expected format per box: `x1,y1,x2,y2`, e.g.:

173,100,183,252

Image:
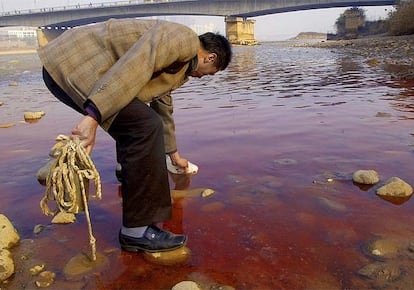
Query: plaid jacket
38,18,200,153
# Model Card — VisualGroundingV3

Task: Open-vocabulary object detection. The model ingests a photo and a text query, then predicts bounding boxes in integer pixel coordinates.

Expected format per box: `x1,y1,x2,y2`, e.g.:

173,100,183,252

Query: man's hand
169,151,188,169
71,115,98,154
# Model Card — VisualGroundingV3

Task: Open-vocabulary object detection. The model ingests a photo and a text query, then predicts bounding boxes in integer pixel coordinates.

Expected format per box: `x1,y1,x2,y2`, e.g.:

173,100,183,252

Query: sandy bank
0,49,37,55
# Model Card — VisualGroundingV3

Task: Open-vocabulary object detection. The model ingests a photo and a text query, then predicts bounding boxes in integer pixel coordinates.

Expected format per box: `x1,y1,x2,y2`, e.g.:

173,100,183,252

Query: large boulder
0,214,20,249
0,214,19,282
376,177,413,197
0,249,14,282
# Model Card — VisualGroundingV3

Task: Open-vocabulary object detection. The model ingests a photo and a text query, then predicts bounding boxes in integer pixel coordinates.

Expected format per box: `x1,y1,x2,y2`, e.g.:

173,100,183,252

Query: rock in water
172,281,202,290
0,249,14,282
0,214,20,249
358,262,401,281
35,271,56,288
24,111,45,121
376,177,413,197
143,246,191,265
51,212,76,224
0,123,15,128
63,252,108,278
352,169,380,185
36,159,55,186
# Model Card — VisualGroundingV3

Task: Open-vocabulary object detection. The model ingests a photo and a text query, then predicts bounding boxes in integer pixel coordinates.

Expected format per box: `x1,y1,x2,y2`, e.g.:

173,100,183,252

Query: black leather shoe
119,225,187,253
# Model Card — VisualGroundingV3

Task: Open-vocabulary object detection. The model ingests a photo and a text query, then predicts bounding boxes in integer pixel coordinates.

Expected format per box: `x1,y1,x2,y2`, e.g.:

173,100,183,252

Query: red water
1,45,414,289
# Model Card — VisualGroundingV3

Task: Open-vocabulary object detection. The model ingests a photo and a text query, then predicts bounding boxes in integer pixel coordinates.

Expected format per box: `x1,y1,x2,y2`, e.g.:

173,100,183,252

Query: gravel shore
296,34,414,80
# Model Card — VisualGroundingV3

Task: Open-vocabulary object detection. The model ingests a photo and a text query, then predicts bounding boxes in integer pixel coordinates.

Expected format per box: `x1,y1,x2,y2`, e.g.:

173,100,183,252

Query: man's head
189,32,232,78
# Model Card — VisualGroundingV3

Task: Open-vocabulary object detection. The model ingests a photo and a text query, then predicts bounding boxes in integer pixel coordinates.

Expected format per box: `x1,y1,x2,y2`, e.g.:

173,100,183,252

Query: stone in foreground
352,169,380,185
376,177,413,197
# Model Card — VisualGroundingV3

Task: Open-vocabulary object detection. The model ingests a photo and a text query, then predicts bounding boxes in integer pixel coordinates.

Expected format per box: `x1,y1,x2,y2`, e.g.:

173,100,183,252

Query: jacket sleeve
150,94,177,153
87,21,199,122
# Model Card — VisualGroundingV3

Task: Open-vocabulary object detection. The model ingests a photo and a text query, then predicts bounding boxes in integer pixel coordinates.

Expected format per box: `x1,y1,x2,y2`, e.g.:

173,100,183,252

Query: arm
71,101,100,154
150,94,188,168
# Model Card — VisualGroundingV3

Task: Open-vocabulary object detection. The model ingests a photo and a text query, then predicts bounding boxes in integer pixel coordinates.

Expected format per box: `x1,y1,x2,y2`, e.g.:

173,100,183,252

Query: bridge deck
0,0,396,28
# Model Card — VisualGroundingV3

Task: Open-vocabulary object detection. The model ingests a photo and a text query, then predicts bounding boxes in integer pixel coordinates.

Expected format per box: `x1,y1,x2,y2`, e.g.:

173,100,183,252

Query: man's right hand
71,115,98,154
168,151,189,169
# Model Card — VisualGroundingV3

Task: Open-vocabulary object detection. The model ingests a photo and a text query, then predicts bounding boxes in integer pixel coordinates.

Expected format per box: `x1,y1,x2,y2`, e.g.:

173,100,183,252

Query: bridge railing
0,0,187,17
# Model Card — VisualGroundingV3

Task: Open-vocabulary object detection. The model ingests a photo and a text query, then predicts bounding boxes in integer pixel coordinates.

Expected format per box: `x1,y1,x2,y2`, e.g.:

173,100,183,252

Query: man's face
189,52,219,78
189,62,219,78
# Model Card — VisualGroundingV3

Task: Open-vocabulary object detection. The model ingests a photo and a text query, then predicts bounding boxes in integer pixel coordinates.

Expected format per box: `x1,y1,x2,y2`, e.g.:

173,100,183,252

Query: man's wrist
85,101,101,123
168,151,179,165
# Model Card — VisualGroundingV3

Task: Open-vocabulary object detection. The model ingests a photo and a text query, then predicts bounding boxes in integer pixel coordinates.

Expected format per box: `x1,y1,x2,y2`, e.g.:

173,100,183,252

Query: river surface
1,42,414,289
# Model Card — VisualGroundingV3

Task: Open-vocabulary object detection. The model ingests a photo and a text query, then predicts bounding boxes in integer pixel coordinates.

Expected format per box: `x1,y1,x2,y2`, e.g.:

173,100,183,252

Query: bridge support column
36,28,67,47
225,17,258,46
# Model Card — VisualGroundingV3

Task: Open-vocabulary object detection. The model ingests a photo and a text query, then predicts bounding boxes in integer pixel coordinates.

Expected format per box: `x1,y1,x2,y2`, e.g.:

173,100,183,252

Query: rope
40,134,102,261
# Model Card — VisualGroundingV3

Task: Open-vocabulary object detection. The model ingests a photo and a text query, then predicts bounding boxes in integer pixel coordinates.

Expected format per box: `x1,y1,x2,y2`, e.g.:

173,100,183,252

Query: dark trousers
42,68,172,227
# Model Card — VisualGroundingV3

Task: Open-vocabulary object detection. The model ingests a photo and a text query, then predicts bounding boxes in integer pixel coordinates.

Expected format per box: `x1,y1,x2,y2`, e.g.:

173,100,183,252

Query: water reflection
384,80,414,114
1,43,414,289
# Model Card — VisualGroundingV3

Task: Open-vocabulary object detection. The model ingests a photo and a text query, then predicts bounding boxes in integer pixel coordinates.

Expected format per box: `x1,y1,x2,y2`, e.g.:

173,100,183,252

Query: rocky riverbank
295,34,414,80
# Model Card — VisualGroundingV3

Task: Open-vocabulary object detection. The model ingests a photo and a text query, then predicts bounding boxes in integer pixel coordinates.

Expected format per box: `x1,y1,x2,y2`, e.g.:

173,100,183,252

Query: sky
0,0,394,41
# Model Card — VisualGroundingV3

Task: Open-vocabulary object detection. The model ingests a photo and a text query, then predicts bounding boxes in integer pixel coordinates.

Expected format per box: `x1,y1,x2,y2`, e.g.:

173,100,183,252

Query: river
1,42,414,289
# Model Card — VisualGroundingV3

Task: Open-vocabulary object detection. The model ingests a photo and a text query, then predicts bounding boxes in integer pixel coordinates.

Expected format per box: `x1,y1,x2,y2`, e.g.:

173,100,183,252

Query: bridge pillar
36,28,66,47
225,17,258,46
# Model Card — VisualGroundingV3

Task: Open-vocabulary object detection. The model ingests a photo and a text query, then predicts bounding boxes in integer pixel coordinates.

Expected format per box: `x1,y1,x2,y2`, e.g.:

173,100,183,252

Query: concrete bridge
0,0,397,45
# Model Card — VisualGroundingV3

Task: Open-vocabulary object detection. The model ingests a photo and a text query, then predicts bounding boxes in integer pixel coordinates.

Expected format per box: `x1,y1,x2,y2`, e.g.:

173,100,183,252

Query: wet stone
33,224,45,235
36,159,55,186
352,169,380,185
24,111,45,123
365,238,401,259
171,188,215,199
143,246,191,266
376,112,392,118
51,212,76,224
0,214,20,249
376,177,413,197
186,272,236,290
0,123,14,128
63,252,108,279
0,249,14,282
34,271,56,288
172,281,201,290
358,262,402,283
201,188,215,198
29,264,45,276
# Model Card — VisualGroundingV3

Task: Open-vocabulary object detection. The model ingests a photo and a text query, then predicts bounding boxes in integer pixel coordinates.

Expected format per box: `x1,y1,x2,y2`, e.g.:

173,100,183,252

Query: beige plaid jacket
38,18,200,153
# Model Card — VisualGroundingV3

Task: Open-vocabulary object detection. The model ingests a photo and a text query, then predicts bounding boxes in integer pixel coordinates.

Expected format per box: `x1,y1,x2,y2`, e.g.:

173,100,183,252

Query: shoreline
294,34,414,80
0,49,37,55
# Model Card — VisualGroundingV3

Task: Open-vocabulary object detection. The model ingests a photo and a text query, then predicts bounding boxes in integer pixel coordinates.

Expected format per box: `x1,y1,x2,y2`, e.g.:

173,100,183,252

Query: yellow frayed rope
40,134,102,261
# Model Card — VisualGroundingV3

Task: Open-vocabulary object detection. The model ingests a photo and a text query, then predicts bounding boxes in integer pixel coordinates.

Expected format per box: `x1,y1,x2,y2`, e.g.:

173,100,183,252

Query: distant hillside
291,32,327,40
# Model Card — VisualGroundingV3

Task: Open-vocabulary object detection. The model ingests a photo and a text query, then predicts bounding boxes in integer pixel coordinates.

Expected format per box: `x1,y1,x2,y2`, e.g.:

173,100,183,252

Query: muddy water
1,43,414,289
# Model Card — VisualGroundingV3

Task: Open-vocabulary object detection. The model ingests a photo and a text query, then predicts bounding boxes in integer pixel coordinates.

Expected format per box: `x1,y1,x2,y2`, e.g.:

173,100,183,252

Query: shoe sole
121,242,186,253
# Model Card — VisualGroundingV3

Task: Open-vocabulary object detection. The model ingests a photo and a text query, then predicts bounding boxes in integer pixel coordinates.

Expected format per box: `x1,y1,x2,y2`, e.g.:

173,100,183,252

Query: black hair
198,32,232,70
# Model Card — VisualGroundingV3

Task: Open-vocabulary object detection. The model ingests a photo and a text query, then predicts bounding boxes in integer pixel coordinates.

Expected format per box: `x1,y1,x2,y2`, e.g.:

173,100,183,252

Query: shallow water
1,43,414,289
